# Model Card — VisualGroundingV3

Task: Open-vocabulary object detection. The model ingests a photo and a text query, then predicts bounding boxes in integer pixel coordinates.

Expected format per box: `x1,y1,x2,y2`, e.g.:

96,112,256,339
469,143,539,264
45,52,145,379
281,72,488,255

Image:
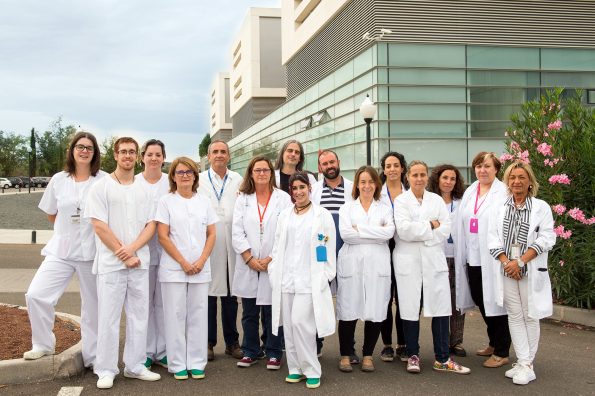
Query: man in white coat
310,150,357,362
198,140,243,360
86,137,161,389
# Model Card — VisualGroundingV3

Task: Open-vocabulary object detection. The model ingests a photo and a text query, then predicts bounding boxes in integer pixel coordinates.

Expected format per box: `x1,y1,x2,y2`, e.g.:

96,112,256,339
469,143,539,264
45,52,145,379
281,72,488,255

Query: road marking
57,387,83,396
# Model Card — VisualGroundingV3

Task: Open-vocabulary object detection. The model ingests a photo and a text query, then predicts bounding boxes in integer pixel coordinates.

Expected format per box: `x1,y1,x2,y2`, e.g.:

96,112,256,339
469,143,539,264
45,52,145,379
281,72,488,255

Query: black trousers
380,238,405,346
339,320,382,357
467,265,511,358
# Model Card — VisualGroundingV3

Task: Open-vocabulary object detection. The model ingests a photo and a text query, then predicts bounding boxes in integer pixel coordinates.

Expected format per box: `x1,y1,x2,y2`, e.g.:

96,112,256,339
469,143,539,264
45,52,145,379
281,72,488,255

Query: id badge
70,214,81,224
216,206,225,217
316,246,328,262
511,243,521,260
469,218,478,234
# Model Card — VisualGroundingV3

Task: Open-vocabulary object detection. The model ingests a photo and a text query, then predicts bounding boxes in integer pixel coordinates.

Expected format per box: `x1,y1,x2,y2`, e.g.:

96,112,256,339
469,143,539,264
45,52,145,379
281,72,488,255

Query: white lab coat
336,199,394,322
310,177,354,205
488,197,556,319
197,169,242,295
452,179,508,316
231,188,292,304
274,170,317,192
269,204,336,338
379,182,406,210
393,190,452,320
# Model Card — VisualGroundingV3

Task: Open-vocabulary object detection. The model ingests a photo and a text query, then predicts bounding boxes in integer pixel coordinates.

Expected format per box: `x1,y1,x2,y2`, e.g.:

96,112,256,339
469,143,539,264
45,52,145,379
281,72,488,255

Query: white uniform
26,170,105,366
269,204,336,378
155,192,218,373
452,179,508,316
231,189,292,304
197,169,241,296
379,182,405,210
336,199,394,322
135,172,169,363
393,190,452,320
85,177,154,378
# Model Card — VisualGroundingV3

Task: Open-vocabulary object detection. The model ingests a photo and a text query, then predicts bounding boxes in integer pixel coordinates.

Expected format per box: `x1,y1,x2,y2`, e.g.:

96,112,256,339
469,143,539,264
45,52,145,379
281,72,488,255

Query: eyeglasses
253,168,271,174
175,170,194,177
117,149,137,156
74,144,94,152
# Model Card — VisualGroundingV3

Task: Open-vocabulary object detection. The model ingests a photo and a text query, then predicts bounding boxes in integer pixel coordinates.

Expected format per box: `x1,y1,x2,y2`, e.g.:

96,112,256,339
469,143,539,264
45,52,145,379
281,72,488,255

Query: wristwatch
517,258,525,268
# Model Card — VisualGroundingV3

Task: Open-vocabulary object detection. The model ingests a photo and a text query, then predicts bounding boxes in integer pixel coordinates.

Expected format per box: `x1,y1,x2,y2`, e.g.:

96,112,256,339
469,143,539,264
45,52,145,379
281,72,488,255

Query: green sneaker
190,369,205,379
144,357,153,368
306,378,320,389
155,356,168,368
174,370,188,380
285,374,306,383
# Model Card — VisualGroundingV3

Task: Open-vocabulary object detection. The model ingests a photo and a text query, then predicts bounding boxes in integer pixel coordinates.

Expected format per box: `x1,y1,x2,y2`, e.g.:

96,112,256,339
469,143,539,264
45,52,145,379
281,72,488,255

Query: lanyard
386,185,394,209
474,184,487,216
208,169,228,203
257,193,272,238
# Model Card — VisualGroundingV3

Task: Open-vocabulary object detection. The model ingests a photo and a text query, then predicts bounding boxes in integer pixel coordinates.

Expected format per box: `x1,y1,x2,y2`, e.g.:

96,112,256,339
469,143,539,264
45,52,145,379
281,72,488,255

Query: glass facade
228,43,595,181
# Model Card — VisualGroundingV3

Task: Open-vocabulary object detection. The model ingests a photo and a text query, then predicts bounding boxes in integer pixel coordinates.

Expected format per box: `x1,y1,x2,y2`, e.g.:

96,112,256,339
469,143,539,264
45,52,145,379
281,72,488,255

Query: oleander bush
500,88,594,309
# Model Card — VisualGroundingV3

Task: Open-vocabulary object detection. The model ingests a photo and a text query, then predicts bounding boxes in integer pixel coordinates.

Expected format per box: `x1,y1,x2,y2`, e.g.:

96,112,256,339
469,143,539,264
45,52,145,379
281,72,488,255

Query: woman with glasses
25,131,105,367
136,140,170,370
269,172,336,389
155,157,218,380
232,156,292,370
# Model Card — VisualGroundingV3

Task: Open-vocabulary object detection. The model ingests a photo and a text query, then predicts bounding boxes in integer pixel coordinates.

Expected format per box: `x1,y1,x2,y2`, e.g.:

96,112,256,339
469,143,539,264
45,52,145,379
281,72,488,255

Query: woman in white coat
269,172,336,389
394,160,469,375
136,139,170,370
452,152,511,368
25,131,105,365
337,166,394,373
488,161,556,385
232,156,292,369
155,157,217,380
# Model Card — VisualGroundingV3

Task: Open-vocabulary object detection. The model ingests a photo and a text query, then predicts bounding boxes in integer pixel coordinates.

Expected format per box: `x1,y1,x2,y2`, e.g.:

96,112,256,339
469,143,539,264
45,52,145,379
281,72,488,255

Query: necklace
112,171,122,184
294,201,312,214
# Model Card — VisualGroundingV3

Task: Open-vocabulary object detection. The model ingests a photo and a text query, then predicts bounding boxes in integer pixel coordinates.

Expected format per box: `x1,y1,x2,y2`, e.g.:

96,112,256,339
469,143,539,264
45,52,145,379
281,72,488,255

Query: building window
300,117,312,130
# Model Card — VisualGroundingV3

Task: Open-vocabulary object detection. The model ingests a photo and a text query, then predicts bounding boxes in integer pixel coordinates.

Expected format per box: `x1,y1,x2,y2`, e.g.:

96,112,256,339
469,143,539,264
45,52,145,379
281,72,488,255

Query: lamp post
27,146,32,194
359,94,377,166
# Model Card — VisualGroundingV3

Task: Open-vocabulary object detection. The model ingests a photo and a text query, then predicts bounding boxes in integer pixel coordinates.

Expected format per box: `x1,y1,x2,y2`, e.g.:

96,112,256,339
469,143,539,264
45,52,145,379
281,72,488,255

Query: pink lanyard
474,184,487,216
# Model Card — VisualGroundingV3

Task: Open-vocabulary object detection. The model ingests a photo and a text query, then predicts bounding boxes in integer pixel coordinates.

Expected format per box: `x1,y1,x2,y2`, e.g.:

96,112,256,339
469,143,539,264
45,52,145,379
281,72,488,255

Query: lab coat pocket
337,248,355,278
394,253,413,276
532,267,550,293
432,251,449,273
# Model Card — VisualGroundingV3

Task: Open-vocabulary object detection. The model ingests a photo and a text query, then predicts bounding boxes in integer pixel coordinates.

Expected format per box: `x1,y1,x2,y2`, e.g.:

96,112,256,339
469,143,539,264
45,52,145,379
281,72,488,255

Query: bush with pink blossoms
501,88,594,309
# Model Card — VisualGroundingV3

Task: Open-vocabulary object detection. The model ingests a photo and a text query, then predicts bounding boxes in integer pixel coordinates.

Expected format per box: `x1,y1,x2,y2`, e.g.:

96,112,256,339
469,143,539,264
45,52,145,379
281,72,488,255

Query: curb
549,304,595,328
0,304,84,385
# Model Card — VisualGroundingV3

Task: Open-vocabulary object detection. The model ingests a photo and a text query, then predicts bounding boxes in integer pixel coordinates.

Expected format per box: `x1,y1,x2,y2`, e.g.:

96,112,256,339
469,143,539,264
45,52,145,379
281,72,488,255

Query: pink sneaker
266,357,282,370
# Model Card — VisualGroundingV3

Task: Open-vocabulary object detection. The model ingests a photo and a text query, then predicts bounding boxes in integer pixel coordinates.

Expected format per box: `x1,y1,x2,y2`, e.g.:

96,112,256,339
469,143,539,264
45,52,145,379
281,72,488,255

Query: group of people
23,132,556,390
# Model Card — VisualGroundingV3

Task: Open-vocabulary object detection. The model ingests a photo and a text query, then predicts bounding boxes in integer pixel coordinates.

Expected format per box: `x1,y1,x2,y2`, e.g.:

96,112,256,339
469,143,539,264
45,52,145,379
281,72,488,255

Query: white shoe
123,368,161,381
513,364,536,385
97,375,114,389
23,348,54,360
505,362,521,379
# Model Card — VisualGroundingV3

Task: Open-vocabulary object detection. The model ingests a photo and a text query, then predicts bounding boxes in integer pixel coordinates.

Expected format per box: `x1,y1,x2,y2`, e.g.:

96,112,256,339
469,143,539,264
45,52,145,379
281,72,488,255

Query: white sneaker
512,364,536,385
97,375,114,389
23,349,54,360
123,368,161,381
505,362,521,379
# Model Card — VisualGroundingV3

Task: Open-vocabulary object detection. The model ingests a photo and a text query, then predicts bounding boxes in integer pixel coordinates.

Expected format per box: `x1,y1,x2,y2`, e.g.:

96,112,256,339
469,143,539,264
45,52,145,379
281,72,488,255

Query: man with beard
311,150,359,364
86,137,161,389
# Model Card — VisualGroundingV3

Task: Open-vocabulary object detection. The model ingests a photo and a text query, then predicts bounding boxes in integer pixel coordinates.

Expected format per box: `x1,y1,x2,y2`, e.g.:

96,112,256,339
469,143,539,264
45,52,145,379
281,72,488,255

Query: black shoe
395,345,408,362
450,344,467,357
380,346,395,362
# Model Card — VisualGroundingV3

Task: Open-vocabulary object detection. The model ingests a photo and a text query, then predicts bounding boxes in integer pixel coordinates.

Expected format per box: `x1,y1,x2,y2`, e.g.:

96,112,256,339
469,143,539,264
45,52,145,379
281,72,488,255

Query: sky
0,0,281,160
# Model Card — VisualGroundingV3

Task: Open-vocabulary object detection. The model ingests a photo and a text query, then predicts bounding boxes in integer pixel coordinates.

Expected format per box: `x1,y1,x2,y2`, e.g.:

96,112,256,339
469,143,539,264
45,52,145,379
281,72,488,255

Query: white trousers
503,276,540,366
161,282,209,373
147,265,166,360
25,257,97,367
282,293,321,378
94,269,149,378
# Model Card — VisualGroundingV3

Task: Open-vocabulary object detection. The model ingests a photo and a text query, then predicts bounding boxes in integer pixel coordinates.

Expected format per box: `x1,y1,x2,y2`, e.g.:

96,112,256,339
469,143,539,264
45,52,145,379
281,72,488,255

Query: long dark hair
429,164,465,200
379,151,408,188
275,140,305,171
65,131,101,176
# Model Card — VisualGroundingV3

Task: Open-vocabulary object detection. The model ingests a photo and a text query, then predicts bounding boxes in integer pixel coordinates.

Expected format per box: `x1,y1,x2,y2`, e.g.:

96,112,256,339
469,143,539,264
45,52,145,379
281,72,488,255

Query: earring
529,185,533,190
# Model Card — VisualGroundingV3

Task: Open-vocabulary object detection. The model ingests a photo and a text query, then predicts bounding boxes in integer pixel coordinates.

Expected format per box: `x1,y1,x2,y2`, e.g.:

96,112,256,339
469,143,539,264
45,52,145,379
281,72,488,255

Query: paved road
1,244,593,396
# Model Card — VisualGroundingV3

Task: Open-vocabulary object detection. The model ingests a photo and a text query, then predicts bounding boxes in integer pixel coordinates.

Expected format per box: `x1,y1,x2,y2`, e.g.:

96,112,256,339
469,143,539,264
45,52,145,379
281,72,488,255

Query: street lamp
27,146,32,194
359,94,377,166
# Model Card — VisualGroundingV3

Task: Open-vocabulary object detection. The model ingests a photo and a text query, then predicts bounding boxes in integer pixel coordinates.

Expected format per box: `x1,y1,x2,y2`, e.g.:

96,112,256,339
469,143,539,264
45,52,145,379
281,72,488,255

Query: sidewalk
0,229,53,244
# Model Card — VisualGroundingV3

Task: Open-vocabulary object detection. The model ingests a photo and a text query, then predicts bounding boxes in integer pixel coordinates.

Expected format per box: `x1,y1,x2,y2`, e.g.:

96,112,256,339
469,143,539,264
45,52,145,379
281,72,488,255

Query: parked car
6,177,23,188
31,177,49,188
0,178,12,189
18,177,31,188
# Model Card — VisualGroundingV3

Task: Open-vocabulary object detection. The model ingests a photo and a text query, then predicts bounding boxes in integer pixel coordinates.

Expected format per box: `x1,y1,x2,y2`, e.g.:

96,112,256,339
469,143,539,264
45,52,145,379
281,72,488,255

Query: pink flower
554,224,572,239
543,132,549,137
567,208,586,223
537,142,553,156
552,204,566,215
517,150,530,164
547,120,562,130
510,141,520,152
548,174,571,185
533,138,540,144
500,153,514,162
587,217,595,225
559,260,565,266
544,159,555,167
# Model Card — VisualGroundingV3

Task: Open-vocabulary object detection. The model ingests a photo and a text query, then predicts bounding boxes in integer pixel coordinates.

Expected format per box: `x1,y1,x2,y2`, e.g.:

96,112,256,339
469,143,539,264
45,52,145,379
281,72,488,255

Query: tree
199,134,211,157
100,136,118,173
30,128,37,177
0,131,27,175
34,117,76,175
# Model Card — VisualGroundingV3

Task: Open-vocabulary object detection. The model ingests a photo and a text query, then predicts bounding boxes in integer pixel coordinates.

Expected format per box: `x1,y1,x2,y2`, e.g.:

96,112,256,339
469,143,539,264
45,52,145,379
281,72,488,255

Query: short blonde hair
502,160,539,197
168,157,199,193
